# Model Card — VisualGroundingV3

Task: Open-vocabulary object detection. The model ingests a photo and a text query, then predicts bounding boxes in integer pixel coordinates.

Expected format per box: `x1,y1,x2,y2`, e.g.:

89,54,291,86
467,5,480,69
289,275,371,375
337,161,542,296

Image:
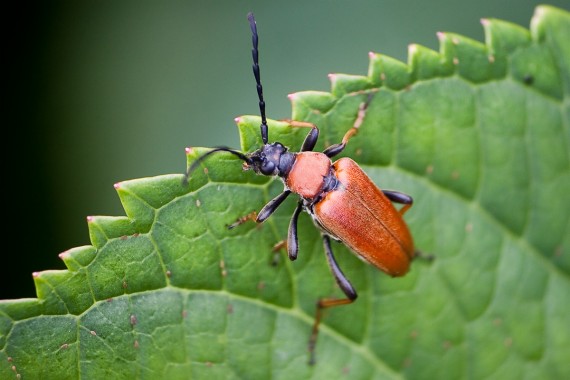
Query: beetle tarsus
414,250,435,262
227,211,258,230
270,240,288,266
322,95,373,158
307,235,358,364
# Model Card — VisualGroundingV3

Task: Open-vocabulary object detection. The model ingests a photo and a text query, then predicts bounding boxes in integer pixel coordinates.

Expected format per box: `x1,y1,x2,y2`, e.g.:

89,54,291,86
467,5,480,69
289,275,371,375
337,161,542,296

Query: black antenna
247,12,268,144
183,147,252,185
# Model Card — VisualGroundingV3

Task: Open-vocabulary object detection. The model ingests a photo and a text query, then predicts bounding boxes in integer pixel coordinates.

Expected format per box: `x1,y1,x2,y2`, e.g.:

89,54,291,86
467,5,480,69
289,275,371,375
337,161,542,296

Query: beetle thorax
285,152,333,200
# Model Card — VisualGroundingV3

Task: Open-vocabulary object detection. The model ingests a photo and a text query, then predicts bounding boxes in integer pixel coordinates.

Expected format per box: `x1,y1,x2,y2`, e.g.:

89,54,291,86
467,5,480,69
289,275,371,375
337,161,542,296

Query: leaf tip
480,18,490,26
533,5,548,18
408,43,418,55
86,216,94,223
327,73,338,88
234,116,242,124
185,147,194,155
114,182,121,190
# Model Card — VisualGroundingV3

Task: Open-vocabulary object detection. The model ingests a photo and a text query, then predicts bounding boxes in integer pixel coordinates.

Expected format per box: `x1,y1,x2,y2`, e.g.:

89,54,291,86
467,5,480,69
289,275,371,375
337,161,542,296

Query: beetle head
245,142,295,177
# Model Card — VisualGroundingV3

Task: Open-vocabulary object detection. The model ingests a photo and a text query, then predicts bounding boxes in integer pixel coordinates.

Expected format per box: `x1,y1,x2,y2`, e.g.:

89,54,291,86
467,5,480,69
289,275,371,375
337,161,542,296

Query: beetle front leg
256,190,292,223
308,234,358,365
228,190,291,229
383,190,413,215
281,119,319,152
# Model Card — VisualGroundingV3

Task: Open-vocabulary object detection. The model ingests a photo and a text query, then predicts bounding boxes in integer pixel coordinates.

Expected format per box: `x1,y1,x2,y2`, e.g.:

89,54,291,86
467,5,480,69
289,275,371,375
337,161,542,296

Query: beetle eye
260,160,275,175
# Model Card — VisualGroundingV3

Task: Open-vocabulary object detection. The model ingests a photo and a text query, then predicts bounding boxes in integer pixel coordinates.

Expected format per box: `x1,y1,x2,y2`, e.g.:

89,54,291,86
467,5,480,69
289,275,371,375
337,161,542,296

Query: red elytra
314,157,414,276
183,12,418,365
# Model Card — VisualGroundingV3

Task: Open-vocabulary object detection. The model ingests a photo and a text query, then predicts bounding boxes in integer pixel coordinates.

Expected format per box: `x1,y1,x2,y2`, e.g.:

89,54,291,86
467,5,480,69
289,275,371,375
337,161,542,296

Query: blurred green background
5,1,568,299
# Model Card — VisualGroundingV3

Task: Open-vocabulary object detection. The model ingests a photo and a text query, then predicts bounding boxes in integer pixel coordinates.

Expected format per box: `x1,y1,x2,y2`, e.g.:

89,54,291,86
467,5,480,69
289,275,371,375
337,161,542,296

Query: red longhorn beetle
183,12,417,364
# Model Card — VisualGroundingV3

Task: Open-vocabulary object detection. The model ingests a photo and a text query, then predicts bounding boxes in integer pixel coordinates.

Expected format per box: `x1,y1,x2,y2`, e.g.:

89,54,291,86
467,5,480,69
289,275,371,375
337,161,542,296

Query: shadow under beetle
183,12,417,365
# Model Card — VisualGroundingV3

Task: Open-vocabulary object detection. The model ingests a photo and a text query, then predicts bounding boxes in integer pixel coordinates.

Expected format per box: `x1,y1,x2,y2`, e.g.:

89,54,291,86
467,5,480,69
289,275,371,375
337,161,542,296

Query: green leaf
2,5,569,379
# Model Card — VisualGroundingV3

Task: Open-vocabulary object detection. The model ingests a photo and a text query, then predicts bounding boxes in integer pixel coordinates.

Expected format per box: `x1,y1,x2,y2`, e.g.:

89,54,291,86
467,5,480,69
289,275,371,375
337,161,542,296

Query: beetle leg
270,240,287,266
308,234,358,365
323,98,370,158
227,211,258,229
281,119,319,152
322,128,356,158
287,201,304,261
256,190,292,223
272,240,287,252
414,250,435,262
321,235,357,299
383,190,414,215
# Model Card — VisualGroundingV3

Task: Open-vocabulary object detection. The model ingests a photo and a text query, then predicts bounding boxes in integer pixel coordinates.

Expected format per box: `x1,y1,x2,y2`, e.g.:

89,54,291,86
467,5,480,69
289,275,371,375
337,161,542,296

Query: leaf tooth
438,32,498,83
114,181,157,230
87,215,109,248
408,43,454,81
33,269,94,314
118,175,188,215
289,90,335,119
0,298,41,319
481,17,531,58
328,73,373,98
529,5,568,42
367,52,411,90
528,5,570,98
85,215,138,247
33,270,72,313
58,246,97,270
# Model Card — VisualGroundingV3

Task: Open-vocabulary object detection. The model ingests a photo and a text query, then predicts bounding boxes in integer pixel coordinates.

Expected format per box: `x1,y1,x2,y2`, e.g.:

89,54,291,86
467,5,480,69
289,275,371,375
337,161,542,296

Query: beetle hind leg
414,250,435,262
308,235,358,365
383,190,413,215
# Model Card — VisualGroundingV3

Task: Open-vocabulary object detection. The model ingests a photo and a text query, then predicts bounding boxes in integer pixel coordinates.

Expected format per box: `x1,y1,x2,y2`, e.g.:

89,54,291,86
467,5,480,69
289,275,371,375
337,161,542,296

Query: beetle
183,12,416,364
